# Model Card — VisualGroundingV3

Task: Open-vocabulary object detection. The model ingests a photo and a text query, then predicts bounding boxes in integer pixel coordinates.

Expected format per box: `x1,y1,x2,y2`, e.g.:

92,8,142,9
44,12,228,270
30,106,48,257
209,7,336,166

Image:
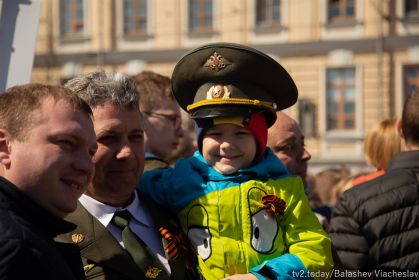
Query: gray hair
64,71,139,108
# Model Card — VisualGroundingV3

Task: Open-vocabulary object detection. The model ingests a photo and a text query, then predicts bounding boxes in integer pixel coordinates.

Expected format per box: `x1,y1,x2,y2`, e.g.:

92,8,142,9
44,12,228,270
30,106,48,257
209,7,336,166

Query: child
139,43,333,280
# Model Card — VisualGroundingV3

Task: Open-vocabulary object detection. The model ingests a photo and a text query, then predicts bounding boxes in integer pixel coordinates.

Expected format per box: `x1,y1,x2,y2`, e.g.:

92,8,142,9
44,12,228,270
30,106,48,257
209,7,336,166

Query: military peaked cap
171,42,298,127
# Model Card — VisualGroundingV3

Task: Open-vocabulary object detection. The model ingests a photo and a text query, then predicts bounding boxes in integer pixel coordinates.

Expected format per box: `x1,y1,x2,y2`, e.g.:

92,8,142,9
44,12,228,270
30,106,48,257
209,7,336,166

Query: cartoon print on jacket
248,187,279,253
139,150,334,280
186,204,212,261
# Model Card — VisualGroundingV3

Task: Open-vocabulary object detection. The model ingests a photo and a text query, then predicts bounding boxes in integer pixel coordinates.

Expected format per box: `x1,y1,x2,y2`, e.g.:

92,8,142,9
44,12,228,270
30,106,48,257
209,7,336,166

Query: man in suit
56,71,196,280
132,71,184,170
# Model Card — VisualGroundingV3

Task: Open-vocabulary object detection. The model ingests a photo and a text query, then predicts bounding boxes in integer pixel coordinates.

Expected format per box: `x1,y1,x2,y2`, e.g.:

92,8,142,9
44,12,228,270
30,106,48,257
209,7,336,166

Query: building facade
32,0,419,172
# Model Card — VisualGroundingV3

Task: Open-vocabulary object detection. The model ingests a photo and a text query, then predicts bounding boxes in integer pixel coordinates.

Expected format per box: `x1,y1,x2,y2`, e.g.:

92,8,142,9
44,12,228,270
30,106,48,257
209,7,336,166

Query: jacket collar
0,176,76,238
387,150,419,171
190,147,288,182
79,193,152,229
63,202,145,280
63,198,190,280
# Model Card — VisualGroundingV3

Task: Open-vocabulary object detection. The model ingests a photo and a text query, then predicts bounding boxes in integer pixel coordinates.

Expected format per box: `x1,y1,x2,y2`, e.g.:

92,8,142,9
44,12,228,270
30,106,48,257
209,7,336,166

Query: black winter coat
329,151,419,275
0,176,85,280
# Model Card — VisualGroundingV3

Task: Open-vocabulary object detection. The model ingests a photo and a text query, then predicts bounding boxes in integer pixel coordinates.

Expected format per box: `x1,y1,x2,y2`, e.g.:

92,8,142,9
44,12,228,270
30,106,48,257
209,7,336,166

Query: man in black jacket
0,84,97,280
330,91,419,275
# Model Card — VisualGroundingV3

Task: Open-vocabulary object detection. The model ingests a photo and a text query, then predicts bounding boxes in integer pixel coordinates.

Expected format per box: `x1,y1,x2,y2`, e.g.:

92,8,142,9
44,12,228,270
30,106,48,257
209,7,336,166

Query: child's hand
222,273,260,280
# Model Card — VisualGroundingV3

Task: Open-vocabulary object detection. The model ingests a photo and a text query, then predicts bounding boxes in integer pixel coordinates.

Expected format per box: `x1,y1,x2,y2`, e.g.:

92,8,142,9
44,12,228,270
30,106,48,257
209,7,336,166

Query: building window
326,68,356,130
405,0,419,19
328,0,355,23
189,0,213,33
404,65,419,101
255,0,281,28
123,0,148,36
60,0,84,37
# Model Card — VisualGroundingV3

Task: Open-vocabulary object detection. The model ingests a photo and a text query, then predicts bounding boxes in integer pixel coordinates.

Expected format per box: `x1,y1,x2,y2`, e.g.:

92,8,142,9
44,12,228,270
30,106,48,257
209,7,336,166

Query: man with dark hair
0,83,97,280
330,91,419,273
132,71,184,170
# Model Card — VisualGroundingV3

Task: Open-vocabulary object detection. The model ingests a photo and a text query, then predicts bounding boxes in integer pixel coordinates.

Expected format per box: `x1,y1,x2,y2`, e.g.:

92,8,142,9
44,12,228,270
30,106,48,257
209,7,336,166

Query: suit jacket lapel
62,202,145,280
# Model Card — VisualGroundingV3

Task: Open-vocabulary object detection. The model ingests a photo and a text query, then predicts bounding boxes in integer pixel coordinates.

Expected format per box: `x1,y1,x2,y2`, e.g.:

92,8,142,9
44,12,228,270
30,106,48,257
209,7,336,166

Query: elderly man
266,112,333,229
267,111,311,185
56,72,196,280
0,84,97,280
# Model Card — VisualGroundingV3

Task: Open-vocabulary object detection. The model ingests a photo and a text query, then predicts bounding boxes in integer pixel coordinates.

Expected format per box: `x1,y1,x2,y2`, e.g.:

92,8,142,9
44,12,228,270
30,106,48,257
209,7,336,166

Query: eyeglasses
145,112,182,128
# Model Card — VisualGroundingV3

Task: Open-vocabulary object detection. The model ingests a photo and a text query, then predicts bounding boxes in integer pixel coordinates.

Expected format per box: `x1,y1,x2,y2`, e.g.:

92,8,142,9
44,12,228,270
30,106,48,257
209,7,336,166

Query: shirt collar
79,192,152,228
145,152,160,159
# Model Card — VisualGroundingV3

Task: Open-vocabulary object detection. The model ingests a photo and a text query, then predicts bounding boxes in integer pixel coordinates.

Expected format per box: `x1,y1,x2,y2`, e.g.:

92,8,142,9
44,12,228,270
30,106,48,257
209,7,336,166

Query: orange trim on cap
186,98,275,112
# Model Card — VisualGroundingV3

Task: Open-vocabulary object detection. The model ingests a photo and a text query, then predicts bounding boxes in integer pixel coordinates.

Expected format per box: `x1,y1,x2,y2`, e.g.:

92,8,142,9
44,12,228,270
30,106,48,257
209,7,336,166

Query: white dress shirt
79,193,171,273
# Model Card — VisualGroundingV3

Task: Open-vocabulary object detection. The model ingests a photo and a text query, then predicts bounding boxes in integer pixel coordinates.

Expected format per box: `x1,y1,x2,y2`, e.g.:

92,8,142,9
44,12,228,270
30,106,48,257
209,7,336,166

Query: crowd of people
0,42,418,280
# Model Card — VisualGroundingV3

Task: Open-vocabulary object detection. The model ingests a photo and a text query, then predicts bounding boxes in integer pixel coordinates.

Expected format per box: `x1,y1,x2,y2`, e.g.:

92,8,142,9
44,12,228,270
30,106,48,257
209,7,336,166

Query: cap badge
71,233,85,244
206,85,231,99
204,52,231,72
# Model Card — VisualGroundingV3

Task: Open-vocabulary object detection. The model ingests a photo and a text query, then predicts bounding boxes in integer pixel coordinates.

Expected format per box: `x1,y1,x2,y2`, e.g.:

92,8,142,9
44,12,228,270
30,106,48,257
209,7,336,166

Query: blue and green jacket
139,149,333,279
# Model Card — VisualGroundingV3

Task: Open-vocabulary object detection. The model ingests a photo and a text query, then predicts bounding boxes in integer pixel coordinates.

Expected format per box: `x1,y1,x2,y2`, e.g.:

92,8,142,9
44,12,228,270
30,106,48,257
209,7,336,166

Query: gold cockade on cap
204,52,231,72
206,85,231,100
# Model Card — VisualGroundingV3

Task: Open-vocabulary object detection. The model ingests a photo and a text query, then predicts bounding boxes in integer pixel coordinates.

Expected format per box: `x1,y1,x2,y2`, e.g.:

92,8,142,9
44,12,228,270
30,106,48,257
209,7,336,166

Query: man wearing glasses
133,71,184,170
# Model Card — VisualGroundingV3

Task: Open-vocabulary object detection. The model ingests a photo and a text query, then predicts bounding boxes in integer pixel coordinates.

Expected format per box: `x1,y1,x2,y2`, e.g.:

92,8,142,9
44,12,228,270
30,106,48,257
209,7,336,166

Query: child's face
202,123,256,175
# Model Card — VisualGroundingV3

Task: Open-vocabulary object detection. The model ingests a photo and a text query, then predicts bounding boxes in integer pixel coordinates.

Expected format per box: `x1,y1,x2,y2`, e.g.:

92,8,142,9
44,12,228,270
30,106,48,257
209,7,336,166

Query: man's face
267,113,311,184
6,98,96,218
202,123,256,175
88,102,144,206
144,100,183,160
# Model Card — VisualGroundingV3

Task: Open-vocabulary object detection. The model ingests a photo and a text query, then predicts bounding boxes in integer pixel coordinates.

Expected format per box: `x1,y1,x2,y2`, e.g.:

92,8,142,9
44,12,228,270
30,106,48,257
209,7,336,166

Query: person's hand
222,273,258,280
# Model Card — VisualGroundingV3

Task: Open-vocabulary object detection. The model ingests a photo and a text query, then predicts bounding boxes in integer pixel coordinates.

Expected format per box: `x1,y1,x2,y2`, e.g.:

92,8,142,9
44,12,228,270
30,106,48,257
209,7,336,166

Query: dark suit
56,197,198,280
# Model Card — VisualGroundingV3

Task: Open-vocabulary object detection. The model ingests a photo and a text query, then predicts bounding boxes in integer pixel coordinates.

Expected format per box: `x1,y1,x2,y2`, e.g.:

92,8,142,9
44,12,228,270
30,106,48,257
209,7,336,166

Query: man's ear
0,129,12,168
396,118,404,139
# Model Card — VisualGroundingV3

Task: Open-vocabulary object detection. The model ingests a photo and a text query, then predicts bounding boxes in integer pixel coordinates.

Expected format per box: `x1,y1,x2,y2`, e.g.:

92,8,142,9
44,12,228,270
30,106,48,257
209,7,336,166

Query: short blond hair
0,83,92,141
364,118,403,170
